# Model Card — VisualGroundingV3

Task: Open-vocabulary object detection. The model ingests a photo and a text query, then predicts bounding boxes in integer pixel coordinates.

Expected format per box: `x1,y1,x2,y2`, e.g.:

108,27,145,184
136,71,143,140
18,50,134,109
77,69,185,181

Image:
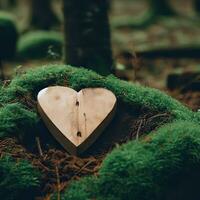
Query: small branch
55,165,61,200
148,113,169,121
2,80,11,88
74,160,94,176
136,119,143,140
35,137,43,157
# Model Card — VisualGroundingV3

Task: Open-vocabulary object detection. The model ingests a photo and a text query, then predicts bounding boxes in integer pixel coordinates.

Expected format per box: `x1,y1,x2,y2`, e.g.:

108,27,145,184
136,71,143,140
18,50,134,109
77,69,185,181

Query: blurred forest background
0,0,199,110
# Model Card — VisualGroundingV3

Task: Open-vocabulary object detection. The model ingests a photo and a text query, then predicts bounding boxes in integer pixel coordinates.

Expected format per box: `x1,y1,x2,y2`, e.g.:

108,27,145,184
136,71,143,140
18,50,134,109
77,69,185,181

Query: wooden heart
37,86,116,155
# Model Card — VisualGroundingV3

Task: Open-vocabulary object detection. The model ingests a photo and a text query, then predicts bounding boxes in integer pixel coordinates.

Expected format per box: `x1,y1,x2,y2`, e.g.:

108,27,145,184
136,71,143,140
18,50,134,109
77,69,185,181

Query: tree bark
0,60,5,80
195,0,200,13
63,0,113,75
30,0,59,30
9,0,16,6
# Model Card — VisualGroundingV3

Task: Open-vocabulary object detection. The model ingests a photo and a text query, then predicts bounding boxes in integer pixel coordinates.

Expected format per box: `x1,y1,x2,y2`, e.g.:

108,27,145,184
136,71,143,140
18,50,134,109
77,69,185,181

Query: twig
55,165,61,200
2,80,11,88
34,161,50,172
148,113,169,121
36,137,43,157
69,160,96,182
136,119,143,140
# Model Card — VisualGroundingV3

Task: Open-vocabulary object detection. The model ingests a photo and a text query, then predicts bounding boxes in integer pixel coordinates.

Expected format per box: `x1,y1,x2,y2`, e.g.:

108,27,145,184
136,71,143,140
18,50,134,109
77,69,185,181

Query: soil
168,90,200,111
0,138,103,199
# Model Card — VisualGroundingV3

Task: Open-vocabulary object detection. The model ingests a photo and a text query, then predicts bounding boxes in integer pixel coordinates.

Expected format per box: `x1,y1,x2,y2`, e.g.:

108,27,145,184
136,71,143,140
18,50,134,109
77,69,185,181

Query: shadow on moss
17,31,63,60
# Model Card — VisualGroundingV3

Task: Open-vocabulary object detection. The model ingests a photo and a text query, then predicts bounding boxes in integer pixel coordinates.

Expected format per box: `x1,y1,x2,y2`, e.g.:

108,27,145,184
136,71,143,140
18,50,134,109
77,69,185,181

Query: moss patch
0,155,40,200
17,31,63,60
0,103,38,143
61,120,200,200
1,64,197,120
0,64,198,147
0,65,199,199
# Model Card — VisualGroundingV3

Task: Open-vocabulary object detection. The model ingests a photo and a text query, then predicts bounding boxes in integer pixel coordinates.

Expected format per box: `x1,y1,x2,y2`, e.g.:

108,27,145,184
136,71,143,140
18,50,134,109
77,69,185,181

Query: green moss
51,177,98,200
0,65,199,199
62,120,200,200
2,65,198,120
111,10,155,29
17,31,63,60
0,64,198,144
0,11,18,60
0,103,38,144
0,156,40,200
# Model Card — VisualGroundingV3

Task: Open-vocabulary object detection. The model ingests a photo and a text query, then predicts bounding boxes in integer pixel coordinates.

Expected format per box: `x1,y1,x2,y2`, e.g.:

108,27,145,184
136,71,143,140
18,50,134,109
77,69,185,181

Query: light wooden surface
37,86,117,155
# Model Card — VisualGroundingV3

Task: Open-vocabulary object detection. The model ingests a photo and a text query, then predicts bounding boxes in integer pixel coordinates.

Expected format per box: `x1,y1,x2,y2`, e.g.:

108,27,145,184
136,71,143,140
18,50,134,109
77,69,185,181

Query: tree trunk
195,0,200,13
9,0,16,6
151,0,175,16
0,60,5,80
0,0,16,9
63,0,113,75
30,0,59,30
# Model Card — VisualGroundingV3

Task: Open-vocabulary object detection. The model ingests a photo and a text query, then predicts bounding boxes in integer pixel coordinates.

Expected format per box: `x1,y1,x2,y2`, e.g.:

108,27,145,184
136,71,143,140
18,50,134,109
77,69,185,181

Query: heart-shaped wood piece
37,86,116,155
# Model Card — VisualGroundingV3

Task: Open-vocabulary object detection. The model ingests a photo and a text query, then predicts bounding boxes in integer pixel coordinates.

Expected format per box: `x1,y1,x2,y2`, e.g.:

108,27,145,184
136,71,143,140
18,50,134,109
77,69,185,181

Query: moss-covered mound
0,156,40,200
0,65,198,121
0,103,37,144
17,31,63,60
0,12,18,60
111,11,155,30
57,120,200,200
0,65,199,199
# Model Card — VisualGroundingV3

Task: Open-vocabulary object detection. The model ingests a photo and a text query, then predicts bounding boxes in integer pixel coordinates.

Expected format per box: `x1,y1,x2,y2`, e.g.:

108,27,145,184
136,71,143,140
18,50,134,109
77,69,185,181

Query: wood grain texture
37,86,116,155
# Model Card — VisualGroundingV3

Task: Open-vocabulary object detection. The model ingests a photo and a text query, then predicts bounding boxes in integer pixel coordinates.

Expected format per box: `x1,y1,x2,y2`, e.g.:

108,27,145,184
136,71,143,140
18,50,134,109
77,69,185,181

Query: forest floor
4,59,199,199
2,58,199,199
1,0,200,198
